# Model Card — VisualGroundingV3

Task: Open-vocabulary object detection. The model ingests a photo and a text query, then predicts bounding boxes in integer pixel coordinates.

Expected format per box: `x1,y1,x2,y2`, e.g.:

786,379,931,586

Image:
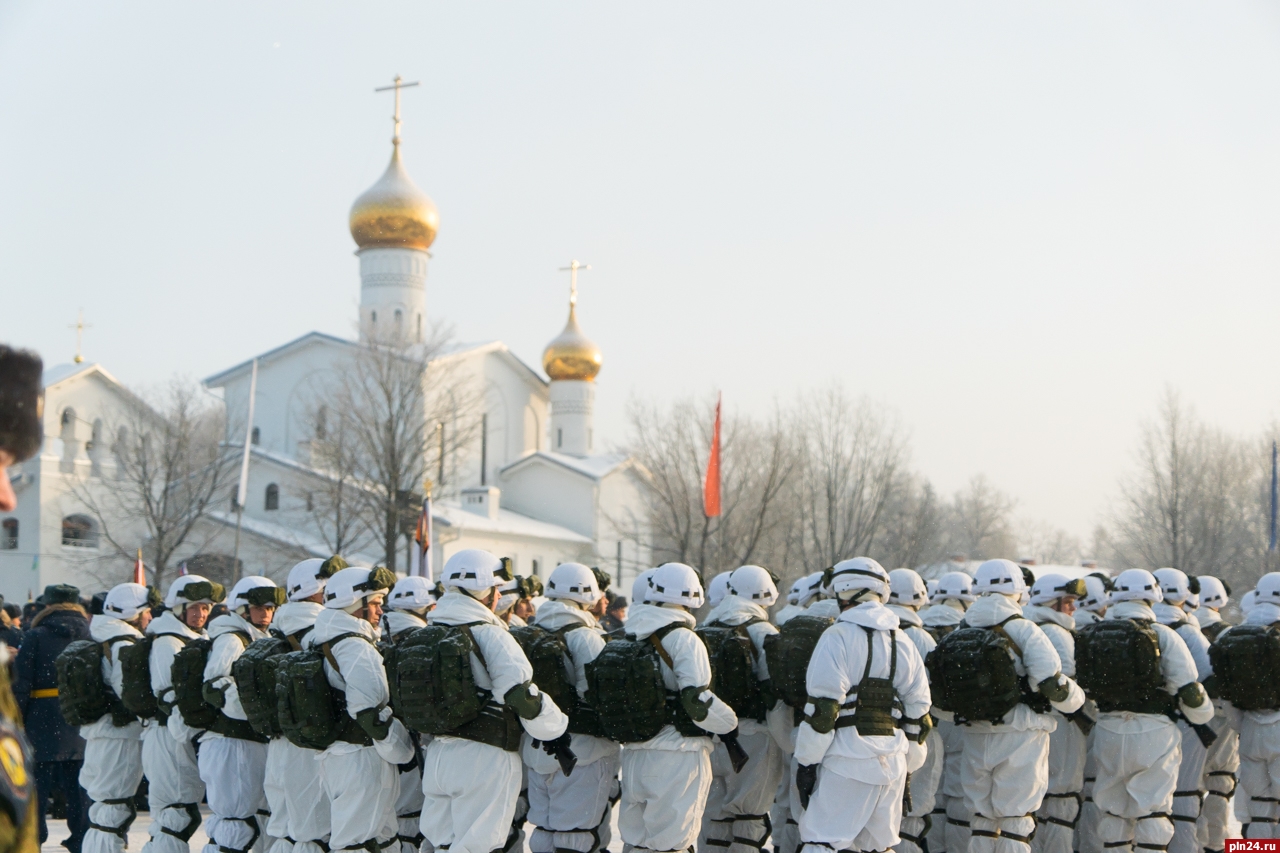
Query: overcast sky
3,2,1280,543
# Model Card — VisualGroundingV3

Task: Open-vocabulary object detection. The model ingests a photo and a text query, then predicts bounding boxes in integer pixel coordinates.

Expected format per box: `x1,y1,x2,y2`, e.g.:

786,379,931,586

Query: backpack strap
649,624,680,670
454,622,489,671
101,635,139,661
286,625,313,652
988,616,1027,661
319,632,370,674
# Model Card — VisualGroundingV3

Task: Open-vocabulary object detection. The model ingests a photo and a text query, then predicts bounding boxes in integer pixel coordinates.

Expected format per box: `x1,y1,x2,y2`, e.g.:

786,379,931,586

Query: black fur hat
40,584,81,605
0,346,43,462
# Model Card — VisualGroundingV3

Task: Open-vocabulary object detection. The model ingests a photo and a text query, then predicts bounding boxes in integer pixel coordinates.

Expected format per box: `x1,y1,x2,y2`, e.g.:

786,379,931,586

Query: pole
232,359,259,581
1270,441,1277,558
437,422,445,489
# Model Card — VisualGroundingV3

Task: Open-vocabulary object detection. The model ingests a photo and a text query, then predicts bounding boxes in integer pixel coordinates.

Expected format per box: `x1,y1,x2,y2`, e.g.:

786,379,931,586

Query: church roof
432,499,593,544
499,450,632,482
203,332,357,388
42,361,126,391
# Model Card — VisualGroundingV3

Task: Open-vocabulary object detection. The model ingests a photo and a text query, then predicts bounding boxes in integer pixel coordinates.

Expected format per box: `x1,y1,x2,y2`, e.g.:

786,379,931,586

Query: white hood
208,612,269,642
704,595,770,627
90,614,143,644
1152,601,1194,626
1023,604,1075,632
1246,602,1280,626
806,599,840,619
886,604,922,628
1195,608,1222,628
1108,600,1158,622
919,601,965,628
964,594,1024,628
430,591,508,629
146,610,203,640
533,599,598,632
836,601,900,632
311,607,378,645
385,609,427,638
273,601,323,639
624,602,695,639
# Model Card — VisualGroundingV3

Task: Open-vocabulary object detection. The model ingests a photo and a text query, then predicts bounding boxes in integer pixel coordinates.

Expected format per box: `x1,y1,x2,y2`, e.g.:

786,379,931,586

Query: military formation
34,548,1280,853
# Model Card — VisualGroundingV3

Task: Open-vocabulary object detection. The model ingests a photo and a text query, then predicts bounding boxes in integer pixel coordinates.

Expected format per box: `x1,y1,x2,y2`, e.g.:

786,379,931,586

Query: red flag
703,393,722,518
133,548,146,585
409,493,433,580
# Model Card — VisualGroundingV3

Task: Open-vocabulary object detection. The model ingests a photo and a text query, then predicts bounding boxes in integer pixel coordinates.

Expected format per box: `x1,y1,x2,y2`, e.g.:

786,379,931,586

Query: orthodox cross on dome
68,308,92,364
375,74,420,146
559,259,591,307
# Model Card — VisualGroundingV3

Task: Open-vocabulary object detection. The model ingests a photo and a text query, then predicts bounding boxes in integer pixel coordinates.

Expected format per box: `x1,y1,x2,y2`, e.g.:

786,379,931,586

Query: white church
0,97,652,599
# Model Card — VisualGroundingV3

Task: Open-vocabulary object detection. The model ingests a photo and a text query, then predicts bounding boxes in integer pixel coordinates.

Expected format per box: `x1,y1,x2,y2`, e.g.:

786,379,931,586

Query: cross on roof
375,74,420,146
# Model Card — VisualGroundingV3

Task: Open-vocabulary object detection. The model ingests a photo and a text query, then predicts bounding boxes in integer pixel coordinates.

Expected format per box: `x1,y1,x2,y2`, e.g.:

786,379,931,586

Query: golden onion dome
542,303,603,382
349,143,439,251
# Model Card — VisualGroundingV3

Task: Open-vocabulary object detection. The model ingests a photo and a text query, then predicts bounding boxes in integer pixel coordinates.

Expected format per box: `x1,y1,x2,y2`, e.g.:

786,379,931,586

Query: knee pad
731,814,772,851
1204,772,1236,799
1133,813,1173,852
1171,791,1204,821
997,815,1035,845
89,797,139,839
969,815,999,840
1038,792,1082,830
158,802,203,843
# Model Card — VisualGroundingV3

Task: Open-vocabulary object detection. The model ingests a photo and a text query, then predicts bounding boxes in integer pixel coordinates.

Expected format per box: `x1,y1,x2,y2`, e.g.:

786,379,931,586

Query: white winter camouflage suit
885,603,940,853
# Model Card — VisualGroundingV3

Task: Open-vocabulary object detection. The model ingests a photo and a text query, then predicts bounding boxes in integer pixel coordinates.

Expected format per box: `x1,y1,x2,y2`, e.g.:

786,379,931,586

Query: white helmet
926,579,939,600
388,576,436,612
1153,568,1194,605
165,574,225,610
494,577,521,615
285,556,345,603
1029,573,1087,607
1079,575,1110,612
1197,576,1229,610
707,572,733,608
796,572,826,607
547,562,603,606
728,565,778,607
324,566,395,611
104,583,153,621
647,563,705,608
1243,588,1260,614
1110,569,1163,604
932,571,975,604
973,559,1028,596
632,569,656,604
827,557,890,602
888,569,928,608
786,576,808,605
442,549,508,592
229,576,284,612
1256,572,1280,607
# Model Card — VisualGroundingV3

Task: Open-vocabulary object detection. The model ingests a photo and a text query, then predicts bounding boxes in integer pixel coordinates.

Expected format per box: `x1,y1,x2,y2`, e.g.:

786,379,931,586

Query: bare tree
1015,518,1082,565
791,388,908,570
70,379,237,588
298,401,375,557
940,475,1017,561
876,475,945,569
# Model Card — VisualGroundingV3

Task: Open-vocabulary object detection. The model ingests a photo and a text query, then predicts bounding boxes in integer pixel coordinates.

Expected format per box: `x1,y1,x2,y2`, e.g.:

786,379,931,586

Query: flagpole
232,359,259,581
1270,440,1277,570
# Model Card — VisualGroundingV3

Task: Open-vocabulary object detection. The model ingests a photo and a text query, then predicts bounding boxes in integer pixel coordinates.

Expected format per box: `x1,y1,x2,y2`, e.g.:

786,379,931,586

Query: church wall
595,469,653,594
498,461,597,538
435,526,590,583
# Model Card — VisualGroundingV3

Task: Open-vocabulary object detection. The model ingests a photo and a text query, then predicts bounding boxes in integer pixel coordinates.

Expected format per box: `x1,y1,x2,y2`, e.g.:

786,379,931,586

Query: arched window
251,427,260,446
60,408,76,433
1,519,16,550
371,310,377,324
89,419,105,477
61,514,99,548
315,406,327,440
264,483,279,511
395,309,403,324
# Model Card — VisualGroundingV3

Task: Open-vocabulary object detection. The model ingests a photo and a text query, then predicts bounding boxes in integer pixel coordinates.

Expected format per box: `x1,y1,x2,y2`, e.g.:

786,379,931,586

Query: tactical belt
1040,792,1083,828
704,813,771,851
158,802,202,842
1206,771,1237,799
449,699,522,752
834,627,900,736
218,815,261,853
89,797,138,839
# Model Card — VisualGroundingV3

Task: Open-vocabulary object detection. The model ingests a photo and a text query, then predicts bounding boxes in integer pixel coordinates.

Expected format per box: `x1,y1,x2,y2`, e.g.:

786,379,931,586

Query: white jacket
1153,602,1213,681
887,605,937,660
523,599,618,770
793,602,931,784
1023,605,1076,678
202,612,268,736
623,603,738,752
1097,601,1213,732
146,610,204,742
81,615,145,740
309,608,413,762
946,594,1084,732
429,592,567,743
705,595,784,739
773,603,806,626
383,609,426,640
1075,609,1104,627
919,600,966,632
274,600,323,644
1195,608,1223,632
806,599,841,620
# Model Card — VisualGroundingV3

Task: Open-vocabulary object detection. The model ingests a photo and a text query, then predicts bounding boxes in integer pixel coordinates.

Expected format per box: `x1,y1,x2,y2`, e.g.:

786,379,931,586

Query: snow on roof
204,509,382,565
42,362,127,390
500,450,631,481
431,499,592,544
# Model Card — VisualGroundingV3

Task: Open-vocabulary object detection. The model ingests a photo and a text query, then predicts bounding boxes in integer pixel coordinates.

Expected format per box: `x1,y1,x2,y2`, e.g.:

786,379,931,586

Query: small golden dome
543,304,603,382
349,144,439,251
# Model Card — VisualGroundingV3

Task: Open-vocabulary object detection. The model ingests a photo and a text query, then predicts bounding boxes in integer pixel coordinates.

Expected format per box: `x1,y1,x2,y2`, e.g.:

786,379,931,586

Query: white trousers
1197,717,1238,853
528,754,620,853
703,730,786,853
81,735,144,853
1077,727,1101,853
798,766,904,853
1033,719,1087,853
935,720,969,853
770,764,798,853
199,737,270,853
421,738,522,853
1239,716,1280,839
896,728,943,853
620,747,712,853
395,760,426,853
960,728,1050,853
261,738,330,853
318,745,399,853
1092,719,1180,853
141,725,205,853
1169,723,1208,853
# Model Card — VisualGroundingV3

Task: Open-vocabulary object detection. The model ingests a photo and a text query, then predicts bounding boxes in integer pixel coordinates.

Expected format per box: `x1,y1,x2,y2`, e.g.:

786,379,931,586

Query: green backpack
118,635,159,720
763,614,834,710
233,636,294,739
925,623,1022,724
697,619,769,721
386,624,487,735
55,638,137,727
276,633,368,750
1075,619,1168,714
1209,624,1280,711
510,625,577,715
170,634,251,731
583,633,670,743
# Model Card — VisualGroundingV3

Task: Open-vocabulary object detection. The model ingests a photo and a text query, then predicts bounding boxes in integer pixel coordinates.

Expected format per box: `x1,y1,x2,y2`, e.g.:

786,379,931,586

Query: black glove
796,763,818,810
719,727,749,774
540,732,578,776
1065,709,1095,736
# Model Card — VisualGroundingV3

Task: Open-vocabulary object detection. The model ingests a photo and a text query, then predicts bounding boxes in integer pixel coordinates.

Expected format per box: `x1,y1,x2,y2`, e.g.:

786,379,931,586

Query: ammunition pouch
805,697,840,734
667,690,711,739
834,626,901,737
679,685,711,722
504,682,545,721
355,706,391,741
449,698,522,752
